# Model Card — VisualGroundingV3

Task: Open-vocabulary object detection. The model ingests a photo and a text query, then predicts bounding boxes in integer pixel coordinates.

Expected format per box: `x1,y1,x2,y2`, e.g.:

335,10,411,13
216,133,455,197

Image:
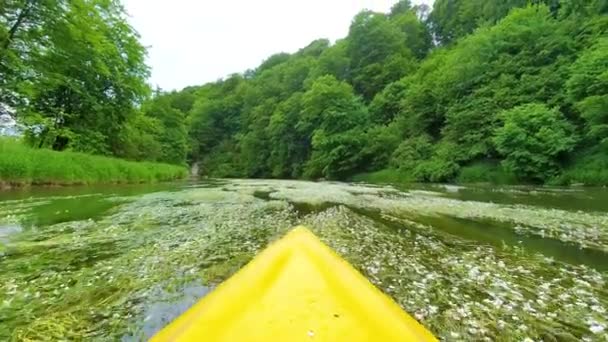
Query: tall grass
0,138,187,186
456,161,518,184
553,144,608,186
353,164,520,186
351,169,414,184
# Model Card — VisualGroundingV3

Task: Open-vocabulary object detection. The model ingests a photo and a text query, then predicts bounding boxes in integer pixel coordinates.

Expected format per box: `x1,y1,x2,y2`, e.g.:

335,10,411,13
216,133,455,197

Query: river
0,180,606,340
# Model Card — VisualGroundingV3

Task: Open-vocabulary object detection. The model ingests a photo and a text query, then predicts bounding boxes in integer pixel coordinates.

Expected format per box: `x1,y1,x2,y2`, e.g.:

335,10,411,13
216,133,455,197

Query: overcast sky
123,0,434,91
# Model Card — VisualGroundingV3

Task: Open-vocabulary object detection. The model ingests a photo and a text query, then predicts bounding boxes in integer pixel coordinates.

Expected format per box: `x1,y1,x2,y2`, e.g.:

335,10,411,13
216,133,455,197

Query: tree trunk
2,2,33,50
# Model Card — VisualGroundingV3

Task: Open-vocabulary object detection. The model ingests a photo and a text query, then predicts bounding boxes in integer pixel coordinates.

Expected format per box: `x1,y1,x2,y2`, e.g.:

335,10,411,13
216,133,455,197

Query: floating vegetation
0,180,606,340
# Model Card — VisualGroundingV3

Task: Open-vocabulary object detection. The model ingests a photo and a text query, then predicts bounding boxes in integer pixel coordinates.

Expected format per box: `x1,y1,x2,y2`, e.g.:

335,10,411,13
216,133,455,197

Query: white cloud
123,0,434,90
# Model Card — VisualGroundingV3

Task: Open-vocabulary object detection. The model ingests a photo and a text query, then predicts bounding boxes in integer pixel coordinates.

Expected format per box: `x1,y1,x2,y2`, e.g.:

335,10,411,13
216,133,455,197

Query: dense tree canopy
2,0,153,157
173,2,607,184
2,0,607,184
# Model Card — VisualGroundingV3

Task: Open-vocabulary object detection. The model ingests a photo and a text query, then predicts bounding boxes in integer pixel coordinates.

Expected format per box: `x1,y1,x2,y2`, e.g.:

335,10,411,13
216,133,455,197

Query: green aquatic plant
0,180,606,340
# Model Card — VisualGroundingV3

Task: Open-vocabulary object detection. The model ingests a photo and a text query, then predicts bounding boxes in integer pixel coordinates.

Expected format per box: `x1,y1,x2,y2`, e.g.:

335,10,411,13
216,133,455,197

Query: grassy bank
351,169,414,184
354,158,608,186
352,165,519,186
0,139,187,186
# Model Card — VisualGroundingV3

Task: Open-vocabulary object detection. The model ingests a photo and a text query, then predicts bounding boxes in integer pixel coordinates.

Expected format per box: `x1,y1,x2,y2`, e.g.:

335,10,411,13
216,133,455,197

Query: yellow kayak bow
151,226,437,341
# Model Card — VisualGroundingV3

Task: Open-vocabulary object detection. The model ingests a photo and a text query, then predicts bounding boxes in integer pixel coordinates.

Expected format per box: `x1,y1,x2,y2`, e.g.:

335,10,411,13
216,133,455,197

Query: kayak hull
151,226,436,341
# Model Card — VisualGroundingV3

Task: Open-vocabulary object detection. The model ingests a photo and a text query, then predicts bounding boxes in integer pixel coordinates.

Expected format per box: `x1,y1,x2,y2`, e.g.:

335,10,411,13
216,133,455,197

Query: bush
410,141,461,183
493,104,577,182
390,135,433,171
554,145,608,185
457,161,518,184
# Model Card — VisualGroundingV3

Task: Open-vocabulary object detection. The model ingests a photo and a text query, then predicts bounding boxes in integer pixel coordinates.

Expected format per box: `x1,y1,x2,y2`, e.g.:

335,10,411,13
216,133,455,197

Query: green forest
2,0,608,185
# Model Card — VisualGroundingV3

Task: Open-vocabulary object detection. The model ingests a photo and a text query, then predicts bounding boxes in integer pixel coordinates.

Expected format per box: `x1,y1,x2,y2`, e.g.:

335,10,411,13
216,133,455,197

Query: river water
0,180,606,340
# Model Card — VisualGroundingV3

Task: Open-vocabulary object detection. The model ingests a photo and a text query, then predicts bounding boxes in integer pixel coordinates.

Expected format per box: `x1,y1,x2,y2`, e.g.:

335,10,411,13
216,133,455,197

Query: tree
389,0,413,17
188,77,244,163
1,0,65,105
391,9,433,59
117,113,164,162
493,104,577,182
143,95,188,165
402,6,576,163
369,79,408,125
301,76,369,179
566,38,608,142
267,93,309,178
238,99,276,177
256,53,291,74
312,40,350,81
347,11,416,100
429,0,528,45
153,0,605,185
4,0,150,155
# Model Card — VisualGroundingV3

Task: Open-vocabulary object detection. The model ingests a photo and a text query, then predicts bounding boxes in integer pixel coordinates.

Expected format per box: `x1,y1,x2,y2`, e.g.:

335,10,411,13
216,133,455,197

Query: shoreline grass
351,169,414,184
0,139,187,187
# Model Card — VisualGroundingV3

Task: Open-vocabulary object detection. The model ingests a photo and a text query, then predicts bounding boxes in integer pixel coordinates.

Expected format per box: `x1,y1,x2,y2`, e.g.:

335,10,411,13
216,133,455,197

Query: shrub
457,162,518,184
493,104,577,182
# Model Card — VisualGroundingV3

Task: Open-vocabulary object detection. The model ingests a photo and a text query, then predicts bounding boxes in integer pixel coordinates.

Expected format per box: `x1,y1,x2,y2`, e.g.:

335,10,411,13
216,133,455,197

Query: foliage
359,124,401,170
456,161,518,184
369,79,408,125
493,104,577,182
2,0,150,155
566,38,608,142
0,138,187,186
390,135,433,171
351,168,414,184
141,94,188,165
164,3,608,185
301,76,369,179
412,142,461,183
347,11,417,101
556,143,608,185
4,0,607,185
429,0,528,45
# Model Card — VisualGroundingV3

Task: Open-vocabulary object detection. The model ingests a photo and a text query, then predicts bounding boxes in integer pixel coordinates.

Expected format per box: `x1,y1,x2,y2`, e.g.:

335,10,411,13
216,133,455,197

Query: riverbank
0,139,187,187
353,157,608,187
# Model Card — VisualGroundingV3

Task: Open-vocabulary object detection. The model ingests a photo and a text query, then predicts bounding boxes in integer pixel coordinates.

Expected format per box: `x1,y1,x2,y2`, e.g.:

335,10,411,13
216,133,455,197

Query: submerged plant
0,180,606,340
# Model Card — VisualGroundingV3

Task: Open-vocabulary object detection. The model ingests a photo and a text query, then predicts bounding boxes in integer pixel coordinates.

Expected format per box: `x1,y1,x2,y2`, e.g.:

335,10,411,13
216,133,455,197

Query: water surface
0,180,606,340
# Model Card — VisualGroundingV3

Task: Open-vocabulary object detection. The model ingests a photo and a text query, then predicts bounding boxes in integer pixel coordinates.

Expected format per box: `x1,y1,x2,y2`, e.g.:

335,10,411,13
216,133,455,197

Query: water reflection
0,223,21,244
122,282,209,341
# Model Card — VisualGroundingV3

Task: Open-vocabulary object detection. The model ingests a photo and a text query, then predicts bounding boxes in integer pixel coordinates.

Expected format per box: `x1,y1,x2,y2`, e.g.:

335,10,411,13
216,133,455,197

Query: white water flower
589,323,605,334
491,298,504,308
468,267,480,279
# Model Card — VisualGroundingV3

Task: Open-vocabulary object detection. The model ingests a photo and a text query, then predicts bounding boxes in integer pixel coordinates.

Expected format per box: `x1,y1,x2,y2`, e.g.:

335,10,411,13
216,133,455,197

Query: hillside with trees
2,0,608,184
